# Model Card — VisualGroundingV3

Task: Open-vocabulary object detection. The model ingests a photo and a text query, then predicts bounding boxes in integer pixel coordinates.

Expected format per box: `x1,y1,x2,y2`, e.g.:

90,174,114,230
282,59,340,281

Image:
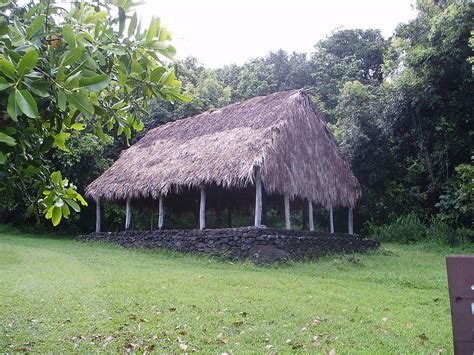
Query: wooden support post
95,198,101,233
284,194,291,230
125,198,132,230
329,206,334,233
254,168,262,227
158,195,164,230
348,207,353,234
302,201,308,230
308,200,314,232
199,186,206,230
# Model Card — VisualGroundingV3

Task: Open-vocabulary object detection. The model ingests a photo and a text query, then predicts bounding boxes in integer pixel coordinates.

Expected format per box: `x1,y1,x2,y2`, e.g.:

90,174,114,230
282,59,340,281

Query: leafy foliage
436,161,474,227
40,171,87,226
367,213,471,246
0,0,187,224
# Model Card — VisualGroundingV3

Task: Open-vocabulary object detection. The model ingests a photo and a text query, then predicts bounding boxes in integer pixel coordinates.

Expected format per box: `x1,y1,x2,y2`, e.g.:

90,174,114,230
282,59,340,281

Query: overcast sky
137,0,417,68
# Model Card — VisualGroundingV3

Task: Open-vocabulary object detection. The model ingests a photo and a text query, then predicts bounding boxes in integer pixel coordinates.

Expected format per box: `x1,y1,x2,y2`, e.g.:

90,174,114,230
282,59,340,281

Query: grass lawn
1,229,472,353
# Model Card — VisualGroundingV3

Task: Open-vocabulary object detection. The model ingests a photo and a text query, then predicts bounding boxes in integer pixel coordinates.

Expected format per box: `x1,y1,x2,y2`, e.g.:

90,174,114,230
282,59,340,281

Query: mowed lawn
1,230,471,353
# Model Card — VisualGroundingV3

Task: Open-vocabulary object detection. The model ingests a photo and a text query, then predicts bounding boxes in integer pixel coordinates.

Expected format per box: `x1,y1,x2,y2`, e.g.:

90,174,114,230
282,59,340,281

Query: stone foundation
78,227,380,263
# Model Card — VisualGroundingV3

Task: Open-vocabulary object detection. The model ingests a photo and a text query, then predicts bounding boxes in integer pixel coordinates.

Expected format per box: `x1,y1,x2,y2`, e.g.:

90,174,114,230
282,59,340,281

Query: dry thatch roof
86,89,361,207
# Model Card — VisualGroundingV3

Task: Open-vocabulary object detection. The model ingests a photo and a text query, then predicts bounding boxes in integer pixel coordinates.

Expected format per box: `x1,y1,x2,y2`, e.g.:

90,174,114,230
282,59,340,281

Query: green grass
0,230,472,353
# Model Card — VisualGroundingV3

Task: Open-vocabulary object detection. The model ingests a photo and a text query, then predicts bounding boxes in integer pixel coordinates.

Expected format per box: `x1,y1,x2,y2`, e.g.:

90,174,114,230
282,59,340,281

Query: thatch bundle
86,89,361,207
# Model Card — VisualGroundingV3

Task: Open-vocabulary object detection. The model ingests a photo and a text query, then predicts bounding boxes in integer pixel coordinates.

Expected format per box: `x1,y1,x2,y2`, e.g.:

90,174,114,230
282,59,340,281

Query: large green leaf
76,193,88,206
118,7,126,35
128,12,137,37
158,26,170,42
64,70,83,88
78,74,110,92
62,24,76,48
50,171,62,184
51,206,62,226
159,45,176,60
26,14,45,39
0,59,15,79
53,132,71,151
58,90,66,111
131,60,142,75
7,91,20,121
15,89,39,118
17,49,39,77
0,77,11,90
0,151,6,164
146,17,160,44
28,81,50,97
170,92,192,103
150,67,166,82
0,19,8,36
0,132,16,146
65,198,80,212
66,91,94,117
132,119,144,131
61,202,71,218
70,122,86,131
60,47,83,66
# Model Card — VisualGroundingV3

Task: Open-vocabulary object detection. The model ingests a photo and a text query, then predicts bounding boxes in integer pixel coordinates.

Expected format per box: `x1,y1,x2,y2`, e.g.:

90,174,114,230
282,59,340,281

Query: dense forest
1,0,472,243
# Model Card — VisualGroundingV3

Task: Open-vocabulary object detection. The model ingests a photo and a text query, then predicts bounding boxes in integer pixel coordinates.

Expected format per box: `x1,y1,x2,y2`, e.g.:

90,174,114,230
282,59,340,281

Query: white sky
138,0,417,68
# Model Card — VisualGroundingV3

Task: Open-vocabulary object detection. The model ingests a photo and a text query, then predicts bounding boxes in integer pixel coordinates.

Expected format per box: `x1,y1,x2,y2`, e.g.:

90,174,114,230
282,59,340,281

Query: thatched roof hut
86,89,360,232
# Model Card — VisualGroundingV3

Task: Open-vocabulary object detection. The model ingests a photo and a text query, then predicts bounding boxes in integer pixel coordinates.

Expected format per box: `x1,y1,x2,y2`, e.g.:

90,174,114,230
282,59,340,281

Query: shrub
366,213,472,246
436,162,474,228
367,213,428,243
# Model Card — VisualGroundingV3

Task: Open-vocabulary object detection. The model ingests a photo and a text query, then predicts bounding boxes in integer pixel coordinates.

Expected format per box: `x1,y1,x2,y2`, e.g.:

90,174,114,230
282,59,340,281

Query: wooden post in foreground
125,198,132,230
329,206,334,233
158,195,164,230
284,194,291,230
95,198,101,233
199,186,206,230
254,168,262,227
348,207,354,234
446,255,474,354
308,200,314,231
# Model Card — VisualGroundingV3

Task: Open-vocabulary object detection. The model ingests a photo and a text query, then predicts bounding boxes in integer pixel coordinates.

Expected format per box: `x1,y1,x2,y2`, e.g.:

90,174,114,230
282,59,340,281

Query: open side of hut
86,89,361,233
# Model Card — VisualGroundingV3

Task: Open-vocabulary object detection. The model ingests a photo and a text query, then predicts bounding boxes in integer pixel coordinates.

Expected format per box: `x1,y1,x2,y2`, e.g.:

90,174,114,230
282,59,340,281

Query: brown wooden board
446,255,474,354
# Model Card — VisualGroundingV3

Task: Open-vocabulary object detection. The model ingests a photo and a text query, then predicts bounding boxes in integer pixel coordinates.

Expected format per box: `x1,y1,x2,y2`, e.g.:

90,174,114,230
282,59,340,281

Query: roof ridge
148,89,305,134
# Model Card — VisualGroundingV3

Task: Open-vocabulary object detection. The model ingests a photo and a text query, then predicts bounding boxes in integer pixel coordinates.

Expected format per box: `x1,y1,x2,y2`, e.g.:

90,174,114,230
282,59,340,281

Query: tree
310,29,387,122
381,0,473,219
0,0,188,225
146,57,232,131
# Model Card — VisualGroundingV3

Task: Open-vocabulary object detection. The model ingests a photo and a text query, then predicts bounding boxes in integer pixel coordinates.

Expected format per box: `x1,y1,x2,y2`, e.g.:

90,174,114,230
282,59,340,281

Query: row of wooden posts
94,173,354,234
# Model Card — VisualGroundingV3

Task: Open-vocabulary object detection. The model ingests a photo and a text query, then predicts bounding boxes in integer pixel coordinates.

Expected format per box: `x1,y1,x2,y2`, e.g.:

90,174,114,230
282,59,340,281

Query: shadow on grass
0,223,74,241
